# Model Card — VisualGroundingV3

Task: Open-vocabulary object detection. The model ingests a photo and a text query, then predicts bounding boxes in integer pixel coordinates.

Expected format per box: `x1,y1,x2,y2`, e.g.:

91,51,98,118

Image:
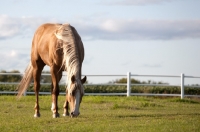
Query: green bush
0,84,199,95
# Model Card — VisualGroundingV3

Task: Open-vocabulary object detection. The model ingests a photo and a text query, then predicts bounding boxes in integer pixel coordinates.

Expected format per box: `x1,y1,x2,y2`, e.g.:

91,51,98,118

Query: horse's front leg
51,92,59,118
50,67,61,118
51,83,60,118
63,93,69,116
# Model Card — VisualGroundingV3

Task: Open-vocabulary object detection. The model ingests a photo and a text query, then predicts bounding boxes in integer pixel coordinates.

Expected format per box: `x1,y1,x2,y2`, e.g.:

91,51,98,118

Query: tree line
1,70,167,84
1,70,199,86
0,70,51,83
110,78,168,84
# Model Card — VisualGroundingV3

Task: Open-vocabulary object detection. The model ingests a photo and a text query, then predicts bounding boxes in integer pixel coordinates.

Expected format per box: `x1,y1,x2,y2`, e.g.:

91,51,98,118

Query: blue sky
0,0,200,84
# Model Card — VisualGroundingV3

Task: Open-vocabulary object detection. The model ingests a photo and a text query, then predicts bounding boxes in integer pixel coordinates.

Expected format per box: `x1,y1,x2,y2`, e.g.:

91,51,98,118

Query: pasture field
0,95,200,132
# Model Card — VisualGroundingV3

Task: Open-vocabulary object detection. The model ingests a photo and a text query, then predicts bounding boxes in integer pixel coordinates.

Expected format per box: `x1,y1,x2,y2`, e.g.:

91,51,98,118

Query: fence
0,72,200,99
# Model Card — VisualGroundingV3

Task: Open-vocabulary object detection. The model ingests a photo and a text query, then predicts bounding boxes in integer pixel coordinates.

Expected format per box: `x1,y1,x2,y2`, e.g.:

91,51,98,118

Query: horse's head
67,75,86,117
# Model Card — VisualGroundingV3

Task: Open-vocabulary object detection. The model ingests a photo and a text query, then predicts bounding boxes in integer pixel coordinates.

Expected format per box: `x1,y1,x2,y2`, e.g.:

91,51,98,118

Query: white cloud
10,50,17,57
102,0,174,6
74,19,200,41
0,15,57,40
0,50,30,71
1,15,200,41
0,15,20,39
101,19,121,32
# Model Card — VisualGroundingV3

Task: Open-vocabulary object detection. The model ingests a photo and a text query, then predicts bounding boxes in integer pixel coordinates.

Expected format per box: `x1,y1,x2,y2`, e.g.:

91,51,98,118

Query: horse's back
31,23,62,67
31,23,84,68
32,23,62,46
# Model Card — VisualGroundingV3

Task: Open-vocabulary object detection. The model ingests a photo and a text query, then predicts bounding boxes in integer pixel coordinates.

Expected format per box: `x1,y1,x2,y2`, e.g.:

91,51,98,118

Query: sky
0,0,200,85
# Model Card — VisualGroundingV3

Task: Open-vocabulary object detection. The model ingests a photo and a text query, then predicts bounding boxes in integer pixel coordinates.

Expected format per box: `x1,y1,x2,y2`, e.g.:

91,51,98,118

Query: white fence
0,72,200,99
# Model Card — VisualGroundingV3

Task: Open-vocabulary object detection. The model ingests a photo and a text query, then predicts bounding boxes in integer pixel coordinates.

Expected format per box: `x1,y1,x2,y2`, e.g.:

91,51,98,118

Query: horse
17,23,87,118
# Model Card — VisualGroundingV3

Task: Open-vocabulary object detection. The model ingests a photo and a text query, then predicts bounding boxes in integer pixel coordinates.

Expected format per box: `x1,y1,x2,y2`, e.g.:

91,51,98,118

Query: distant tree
0,70,52,83
111,78,141,84
0,70,21,82
110,78,168,84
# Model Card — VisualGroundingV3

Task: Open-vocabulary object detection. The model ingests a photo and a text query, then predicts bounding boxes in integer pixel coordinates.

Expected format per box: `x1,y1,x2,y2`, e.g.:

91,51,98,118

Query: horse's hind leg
32,62,44,117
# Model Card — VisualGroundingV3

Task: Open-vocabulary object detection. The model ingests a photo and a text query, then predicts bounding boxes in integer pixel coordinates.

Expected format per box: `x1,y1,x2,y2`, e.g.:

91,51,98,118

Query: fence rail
0,72,200,99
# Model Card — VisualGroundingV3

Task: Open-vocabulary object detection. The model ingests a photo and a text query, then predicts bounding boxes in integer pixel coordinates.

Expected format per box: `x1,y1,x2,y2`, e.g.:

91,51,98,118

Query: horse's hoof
63,113,69,117
53,113,60,118
34,113,40,118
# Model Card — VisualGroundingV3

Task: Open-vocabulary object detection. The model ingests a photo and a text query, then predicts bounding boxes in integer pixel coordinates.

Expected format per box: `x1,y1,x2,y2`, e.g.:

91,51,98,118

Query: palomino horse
17,23,87,118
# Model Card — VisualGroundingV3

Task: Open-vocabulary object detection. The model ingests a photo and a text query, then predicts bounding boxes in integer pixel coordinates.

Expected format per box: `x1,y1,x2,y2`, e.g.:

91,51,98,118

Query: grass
0,95,200,132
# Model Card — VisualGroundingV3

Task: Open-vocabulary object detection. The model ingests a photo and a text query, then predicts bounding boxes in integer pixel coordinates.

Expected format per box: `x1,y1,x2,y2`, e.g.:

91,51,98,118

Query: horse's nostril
70,112,74,118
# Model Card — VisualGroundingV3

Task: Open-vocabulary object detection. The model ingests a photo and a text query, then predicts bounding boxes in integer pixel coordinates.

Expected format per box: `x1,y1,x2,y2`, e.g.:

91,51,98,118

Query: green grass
0,95,200,132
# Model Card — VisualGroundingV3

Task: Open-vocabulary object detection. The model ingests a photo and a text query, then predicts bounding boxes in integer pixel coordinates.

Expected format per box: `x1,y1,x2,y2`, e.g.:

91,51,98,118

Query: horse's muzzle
70,112,80,117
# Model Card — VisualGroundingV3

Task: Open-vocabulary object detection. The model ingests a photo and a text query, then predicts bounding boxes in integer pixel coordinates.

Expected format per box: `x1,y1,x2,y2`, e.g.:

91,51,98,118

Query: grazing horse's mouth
70,112,80,117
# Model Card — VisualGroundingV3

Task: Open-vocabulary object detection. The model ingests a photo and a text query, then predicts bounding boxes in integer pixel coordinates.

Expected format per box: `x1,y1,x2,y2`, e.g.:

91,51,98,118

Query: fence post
181,73,184,99
127,72,131,97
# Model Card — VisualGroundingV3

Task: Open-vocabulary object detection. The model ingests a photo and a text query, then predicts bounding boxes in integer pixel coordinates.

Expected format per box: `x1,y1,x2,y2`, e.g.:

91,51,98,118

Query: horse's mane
54,23,81,87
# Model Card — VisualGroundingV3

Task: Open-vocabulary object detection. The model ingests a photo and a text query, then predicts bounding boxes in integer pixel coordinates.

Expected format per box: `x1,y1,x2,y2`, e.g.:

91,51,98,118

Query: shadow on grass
117,113,200,118
170,98,200,104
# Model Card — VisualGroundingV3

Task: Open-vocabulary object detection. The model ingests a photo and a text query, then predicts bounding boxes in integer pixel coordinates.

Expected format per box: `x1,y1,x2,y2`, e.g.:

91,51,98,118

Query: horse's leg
63,92,69,116
33,65,44,118
50,66,61,118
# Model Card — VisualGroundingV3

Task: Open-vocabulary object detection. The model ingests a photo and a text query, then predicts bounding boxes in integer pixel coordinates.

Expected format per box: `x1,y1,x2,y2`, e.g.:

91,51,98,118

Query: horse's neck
67,65,81,80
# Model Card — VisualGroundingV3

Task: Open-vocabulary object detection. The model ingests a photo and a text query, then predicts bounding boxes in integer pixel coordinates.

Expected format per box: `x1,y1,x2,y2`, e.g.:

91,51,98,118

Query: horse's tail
17,62,33,98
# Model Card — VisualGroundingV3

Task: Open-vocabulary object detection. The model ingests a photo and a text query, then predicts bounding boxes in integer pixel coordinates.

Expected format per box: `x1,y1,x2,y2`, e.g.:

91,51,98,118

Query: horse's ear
71,75,76,83
81,76,87,84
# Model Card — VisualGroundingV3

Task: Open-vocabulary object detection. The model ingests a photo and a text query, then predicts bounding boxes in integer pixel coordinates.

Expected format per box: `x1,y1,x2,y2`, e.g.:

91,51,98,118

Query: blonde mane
54,23,81,88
